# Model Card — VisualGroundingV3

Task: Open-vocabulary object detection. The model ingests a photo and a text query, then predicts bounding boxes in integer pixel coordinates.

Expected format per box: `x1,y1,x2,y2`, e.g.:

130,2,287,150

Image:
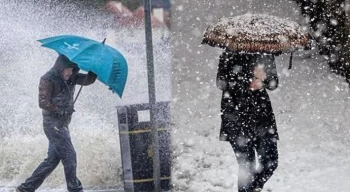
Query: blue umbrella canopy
38,35,128,97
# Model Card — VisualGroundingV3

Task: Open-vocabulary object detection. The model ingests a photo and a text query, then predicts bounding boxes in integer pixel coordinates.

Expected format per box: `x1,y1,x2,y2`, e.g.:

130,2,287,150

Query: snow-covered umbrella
202,14,310,67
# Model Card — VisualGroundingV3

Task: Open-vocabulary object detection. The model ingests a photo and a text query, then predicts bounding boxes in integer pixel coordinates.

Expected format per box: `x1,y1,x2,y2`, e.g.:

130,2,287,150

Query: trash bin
117,101,171,192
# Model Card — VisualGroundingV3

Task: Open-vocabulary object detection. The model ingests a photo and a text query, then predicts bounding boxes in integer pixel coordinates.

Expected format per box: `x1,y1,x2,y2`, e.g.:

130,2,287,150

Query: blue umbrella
38,35,128,98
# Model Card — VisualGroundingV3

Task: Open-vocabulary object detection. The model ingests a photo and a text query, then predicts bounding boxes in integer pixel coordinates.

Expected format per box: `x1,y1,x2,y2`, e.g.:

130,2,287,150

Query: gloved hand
88,71,97,78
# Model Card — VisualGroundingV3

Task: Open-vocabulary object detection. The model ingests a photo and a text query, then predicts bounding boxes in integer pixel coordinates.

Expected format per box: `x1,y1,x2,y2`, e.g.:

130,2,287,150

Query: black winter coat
217,52,279,142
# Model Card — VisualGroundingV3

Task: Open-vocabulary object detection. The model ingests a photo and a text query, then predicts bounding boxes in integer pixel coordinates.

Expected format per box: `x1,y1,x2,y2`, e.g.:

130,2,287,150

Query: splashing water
0,0,171,190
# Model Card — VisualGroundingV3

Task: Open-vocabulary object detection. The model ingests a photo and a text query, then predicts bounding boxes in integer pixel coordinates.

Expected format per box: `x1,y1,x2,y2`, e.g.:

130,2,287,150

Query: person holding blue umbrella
16,55,97,192
16,35,128,192
36,35,128,98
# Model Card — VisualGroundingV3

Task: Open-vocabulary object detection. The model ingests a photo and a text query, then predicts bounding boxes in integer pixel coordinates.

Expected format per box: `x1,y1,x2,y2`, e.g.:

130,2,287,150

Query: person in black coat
217,52,279,192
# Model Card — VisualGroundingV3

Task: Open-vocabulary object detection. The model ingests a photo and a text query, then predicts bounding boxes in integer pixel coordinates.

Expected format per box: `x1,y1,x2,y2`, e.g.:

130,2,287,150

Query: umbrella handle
73,74,89,104
288,52,293,70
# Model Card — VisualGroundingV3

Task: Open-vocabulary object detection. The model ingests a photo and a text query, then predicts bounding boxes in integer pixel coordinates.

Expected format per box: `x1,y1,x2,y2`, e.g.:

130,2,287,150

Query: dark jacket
217,52,279,141
39,55,97,117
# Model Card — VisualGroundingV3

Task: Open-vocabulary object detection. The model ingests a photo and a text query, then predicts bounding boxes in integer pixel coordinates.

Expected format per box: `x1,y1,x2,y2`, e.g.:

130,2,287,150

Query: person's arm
216,53,229,90
38,77,58,112
74,71,97,86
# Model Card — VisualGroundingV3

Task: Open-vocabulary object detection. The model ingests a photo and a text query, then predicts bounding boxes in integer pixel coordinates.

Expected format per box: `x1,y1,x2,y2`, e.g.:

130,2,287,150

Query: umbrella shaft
73,75,89,104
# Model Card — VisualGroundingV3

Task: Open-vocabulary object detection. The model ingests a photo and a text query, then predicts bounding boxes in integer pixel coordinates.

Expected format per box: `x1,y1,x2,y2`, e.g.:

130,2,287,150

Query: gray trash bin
117,101,171,192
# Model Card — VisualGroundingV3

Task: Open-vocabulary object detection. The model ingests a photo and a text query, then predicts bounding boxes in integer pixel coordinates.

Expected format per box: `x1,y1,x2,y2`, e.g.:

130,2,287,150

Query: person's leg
17,139,60,192
253,137,278,189
52,121,83,192
230,137,256,192
61,135,82,192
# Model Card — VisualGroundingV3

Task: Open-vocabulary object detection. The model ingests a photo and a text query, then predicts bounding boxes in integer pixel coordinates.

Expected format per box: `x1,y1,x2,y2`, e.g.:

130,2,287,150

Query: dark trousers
18,115,83,192
230,136,278,192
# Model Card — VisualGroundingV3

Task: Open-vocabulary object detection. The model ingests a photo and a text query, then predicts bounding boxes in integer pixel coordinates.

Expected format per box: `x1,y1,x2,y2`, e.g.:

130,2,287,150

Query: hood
51,54,79,79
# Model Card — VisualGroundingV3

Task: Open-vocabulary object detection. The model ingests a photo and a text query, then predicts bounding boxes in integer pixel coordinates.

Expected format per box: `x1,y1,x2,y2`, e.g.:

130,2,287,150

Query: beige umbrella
202,14,310,55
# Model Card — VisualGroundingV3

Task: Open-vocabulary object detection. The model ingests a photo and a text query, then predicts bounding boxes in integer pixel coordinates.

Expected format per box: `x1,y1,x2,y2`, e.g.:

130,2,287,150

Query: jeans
18,115,83,192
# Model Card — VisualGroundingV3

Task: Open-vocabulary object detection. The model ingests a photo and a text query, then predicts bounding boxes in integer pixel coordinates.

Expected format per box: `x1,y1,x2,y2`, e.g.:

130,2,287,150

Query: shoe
254,188,262,192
